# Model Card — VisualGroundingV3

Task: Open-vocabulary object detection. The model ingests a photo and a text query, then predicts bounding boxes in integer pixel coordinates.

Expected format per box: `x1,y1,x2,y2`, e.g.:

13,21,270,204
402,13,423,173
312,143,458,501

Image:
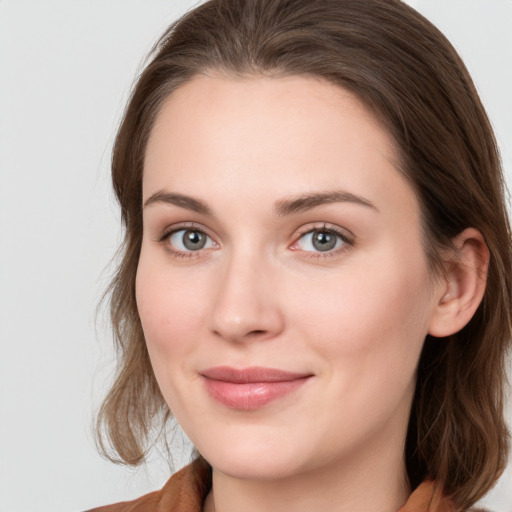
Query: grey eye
297,229,344,252
314,231,337,251
169,229,214,251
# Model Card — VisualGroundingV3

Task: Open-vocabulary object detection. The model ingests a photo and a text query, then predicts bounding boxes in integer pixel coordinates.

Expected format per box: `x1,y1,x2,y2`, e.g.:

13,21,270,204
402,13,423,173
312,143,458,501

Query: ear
428,228,489,338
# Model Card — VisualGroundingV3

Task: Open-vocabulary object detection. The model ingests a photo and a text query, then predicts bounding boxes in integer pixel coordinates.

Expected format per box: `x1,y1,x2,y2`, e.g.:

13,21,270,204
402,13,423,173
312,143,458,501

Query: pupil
183,230,206,250
313,231,336,251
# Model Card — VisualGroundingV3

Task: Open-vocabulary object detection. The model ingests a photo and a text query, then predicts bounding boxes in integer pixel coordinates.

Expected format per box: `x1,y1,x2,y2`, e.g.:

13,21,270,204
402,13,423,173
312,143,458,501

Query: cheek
135,251,210,364
290,252,434,366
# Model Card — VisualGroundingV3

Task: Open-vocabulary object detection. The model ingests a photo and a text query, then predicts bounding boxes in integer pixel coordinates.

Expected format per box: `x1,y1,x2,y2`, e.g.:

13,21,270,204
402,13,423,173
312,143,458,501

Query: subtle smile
199,366,313,410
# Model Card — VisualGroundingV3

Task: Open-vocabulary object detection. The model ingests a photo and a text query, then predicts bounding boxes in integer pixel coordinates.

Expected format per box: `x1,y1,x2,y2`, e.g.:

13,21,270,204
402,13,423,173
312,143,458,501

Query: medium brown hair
96,1,511,509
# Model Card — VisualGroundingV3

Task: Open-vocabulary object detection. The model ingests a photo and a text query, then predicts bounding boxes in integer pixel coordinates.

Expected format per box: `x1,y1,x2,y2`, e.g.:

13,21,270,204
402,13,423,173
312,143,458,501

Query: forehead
146,73,395,163
143,74,416,220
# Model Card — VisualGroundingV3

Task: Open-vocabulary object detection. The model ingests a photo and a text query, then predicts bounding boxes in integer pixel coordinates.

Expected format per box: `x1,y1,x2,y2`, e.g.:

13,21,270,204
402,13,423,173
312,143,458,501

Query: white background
0,1,511,511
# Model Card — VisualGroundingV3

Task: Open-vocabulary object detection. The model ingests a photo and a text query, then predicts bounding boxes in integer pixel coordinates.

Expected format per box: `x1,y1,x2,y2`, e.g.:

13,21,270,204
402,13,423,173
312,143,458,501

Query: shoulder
84,457,211,512
400,480,495,512
84,489,160,512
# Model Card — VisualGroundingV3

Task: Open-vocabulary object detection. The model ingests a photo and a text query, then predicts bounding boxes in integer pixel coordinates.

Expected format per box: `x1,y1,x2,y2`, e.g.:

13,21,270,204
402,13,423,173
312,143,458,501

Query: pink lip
200,366,313,410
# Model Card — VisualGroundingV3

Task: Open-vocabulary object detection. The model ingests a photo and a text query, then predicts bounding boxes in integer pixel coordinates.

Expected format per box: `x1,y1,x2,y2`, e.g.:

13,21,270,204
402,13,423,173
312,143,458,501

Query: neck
203,431,411,512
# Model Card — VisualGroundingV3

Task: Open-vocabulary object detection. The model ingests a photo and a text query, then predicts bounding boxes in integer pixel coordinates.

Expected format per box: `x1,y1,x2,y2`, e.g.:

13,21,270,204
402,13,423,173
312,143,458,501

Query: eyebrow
143,191,211,215
143,189,377,216
274,190,378,216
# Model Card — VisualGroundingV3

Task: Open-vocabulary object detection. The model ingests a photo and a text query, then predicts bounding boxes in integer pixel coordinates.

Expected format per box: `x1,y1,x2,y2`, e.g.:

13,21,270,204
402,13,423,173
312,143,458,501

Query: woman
90,0,511,511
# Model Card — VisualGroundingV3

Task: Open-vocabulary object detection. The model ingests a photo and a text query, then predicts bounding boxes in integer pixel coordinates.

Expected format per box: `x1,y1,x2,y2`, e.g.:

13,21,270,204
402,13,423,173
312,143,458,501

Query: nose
208,250,285,343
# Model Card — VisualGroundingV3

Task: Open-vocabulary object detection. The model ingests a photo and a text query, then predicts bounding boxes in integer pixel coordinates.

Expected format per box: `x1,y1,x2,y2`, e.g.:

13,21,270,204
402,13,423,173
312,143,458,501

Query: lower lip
202,377,310,410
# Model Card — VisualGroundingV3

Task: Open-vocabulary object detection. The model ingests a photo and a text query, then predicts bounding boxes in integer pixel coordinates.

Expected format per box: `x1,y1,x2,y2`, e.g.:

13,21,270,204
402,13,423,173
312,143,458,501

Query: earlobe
428,228,489,338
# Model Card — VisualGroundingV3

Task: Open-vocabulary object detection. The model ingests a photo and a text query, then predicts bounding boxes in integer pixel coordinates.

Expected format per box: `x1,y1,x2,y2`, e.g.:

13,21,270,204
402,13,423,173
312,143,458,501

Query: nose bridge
209,242,284,342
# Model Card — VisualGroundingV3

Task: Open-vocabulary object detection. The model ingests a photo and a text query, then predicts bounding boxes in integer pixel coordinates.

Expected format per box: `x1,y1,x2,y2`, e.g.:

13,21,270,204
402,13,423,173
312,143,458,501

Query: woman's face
137,74,445,480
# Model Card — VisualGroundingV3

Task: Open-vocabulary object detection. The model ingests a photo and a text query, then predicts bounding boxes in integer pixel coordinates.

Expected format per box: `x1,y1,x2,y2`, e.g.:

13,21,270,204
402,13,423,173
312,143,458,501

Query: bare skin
137,74,488,512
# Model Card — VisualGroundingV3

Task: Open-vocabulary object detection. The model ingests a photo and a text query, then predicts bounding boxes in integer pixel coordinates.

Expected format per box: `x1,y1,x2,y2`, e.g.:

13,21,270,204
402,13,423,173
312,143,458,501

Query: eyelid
155,221,354,259
289,223,355,257
293,222,354,241
157,222,219,257
158,221,214,240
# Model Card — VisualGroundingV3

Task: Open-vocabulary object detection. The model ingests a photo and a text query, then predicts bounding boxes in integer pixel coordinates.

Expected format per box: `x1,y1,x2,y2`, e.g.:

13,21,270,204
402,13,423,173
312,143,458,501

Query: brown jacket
86,458,485,512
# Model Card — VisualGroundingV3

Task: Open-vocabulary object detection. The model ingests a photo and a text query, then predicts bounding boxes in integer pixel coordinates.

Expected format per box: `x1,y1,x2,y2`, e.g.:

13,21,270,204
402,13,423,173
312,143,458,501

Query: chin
196,432,310,480
210,454,305,481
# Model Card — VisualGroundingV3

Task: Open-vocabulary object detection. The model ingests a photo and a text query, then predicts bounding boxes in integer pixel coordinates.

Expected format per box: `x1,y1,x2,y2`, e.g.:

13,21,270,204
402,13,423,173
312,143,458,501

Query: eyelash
157,222,354,259
290,223,354,259
158,223,217,259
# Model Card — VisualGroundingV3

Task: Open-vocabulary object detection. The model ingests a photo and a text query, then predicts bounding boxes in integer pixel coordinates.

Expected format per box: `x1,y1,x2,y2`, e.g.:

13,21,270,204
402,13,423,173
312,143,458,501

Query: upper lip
200,366,313,383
